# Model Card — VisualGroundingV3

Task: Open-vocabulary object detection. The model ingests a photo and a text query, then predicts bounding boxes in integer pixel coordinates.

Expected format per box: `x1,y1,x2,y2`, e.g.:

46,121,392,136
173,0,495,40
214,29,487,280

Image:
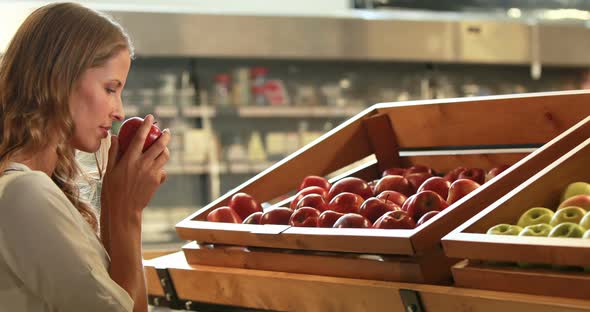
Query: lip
99,126,110,138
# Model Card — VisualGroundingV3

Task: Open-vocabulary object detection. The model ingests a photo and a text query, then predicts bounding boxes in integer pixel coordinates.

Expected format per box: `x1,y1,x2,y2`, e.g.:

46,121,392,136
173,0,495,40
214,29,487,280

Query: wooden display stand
443,136,590,300
174,90,590,285
144,252,590,311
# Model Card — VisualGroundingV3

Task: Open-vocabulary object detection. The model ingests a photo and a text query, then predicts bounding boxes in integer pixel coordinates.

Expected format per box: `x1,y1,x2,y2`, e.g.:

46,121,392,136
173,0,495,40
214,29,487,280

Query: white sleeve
0,172,134,312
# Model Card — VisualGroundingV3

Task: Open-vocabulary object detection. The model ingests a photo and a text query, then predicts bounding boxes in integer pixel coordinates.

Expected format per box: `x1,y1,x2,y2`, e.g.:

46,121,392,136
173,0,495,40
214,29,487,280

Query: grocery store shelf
165,161,275,175
237,106,361,118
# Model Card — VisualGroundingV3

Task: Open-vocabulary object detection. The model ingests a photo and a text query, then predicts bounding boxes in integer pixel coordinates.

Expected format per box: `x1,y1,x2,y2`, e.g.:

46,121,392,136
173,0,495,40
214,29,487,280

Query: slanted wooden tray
177,90,590,284
443,136,590,298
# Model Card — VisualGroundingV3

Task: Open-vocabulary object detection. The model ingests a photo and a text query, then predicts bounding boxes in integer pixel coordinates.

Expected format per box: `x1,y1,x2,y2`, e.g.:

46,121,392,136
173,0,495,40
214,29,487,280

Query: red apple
289,207,320,227
376,190,407,207
402,190,448,221
328,192,364,214
457,168,485,185
229,192,263,220
290,186,328,209
382,167,406,177
405,172,433,192
260,207,293,225
416,210,440,227
558,194,590,211
417,177,451,200
373,175,414,197
333,213,372,228
485,164,510,182
327,177,372,201
295,194,329,212
318,210,345,228
443,167,467,182
118,117,163,158
405,164,434,175
373,210,416,229
358,197,400,223
207,206,242,223
447,178,481,205
298,176,331,192
242,211,263,224
368,179,379,194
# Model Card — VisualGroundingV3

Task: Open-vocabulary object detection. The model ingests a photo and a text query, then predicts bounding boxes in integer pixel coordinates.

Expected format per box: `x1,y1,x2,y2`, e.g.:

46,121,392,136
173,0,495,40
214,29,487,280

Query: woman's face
69,49,131,153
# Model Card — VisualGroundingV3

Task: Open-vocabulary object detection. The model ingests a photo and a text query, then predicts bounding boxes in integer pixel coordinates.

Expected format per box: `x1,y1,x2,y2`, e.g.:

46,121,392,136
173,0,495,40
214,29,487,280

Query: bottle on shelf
158,73,177,106
232,67,250,107
247,131,267,163
213,73,231,107
250,67,268,106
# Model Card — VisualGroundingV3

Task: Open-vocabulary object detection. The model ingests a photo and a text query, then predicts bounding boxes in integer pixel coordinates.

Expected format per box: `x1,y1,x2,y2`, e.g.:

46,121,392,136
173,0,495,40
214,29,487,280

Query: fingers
159,169,167,184
152,147,170,170
143,128,171,162
126,115,155,159
106,135,119,172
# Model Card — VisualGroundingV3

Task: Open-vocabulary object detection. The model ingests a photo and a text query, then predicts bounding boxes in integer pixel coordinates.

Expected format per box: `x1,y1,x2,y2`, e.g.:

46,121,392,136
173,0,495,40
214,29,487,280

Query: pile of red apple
207,164,509,229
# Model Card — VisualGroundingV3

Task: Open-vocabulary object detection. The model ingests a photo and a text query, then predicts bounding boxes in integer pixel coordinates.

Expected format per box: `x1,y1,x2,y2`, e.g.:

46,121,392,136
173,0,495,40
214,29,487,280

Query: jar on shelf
213,73,231,107
250,66,268,106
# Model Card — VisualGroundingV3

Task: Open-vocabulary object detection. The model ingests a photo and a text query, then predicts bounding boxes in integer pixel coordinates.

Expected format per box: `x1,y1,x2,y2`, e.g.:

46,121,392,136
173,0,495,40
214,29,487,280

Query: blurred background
3,0,590,251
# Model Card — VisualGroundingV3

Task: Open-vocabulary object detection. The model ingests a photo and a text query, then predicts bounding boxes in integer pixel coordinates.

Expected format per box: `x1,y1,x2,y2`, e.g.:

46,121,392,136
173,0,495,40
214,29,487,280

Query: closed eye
106,88,116,94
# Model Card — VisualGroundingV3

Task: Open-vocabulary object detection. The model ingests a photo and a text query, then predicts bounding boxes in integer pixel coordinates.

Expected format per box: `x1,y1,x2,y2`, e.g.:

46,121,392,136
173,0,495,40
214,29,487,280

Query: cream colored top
0,162,133,311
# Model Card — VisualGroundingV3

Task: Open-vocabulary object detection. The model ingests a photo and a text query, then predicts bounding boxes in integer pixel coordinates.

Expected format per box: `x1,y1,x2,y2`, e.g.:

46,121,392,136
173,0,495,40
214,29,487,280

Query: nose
111,96,125,122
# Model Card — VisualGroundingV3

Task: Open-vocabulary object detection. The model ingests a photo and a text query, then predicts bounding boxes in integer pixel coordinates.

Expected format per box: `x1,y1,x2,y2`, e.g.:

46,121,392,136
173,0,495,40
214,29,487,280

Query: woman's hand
101,115,171,217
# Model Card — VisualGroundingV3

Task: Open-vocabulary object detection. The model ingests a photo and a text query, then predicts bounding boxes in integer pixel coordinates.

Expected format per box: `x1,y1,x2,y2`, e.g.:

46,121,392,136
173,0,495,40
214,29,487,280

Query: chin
71,138,102,153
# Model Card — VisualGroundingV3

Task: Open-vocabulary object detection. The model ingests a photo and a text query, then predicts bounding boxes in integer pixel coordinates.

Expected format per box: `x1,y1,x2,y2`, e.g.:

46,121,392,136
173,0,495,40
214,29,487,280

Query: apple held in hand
229,192,263,220
358,197,399,223
373,210,416,229
328,192,365,214
516,207,554,228
207,206,242,223
260,207,293,225
457,168,485,185
402,190,448,221
291,186,328,209
486,224,523,235
561,182,590,203
548,222,586,238
558,195,590,211
298,176,331,192
242,211,263,224
376,190,407,207
333,213,372,228
289,207,320,227
417,177,451,200
295,194,329,212
519,224,553,237
416,210,440,227
447,179,481,205
318,210,345,228
118,116,162,157
549,206,586,226
374,175,414,197
327,177,373,201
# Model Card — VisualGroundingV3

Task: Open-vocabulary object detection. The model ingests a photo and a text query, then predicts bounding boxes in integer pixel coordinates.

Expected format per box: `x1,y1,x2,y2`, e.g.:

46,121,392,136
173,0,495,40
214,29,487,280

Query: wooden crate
176,90,590,284
443,136,590,298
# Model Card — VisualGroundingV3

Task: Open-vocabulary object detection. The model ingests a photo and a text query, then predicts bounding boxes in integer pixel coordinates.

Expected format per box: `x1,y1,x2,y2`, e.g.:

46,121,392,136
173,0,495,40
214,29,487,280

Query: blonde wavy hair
0,2,134,234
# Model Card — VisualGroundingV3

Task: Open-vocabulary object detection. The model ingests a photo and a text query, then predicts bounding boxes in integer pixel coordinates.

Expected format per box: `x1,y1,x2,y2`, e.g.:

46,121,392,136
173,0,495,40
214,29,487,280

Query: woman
0,2,170,311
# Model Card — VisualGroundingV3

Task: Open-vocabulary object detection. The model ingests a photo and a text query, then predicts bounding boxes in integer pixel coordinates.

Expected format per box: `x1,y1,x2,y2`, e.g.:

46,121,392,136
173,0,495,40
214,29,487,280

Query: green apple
548,222,586,238
579,211,590,230
561,182,590,203
549,206,586,226
486,224,523,236
584,229,590,239
519,223,553,237
516,207,554,228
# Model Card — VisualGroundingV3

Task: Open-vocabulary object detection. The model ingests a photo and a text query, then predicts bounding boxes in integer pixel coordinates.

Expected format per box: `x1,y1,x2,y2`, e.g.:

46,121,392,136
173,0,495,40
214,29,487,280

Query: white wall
0,0,351,52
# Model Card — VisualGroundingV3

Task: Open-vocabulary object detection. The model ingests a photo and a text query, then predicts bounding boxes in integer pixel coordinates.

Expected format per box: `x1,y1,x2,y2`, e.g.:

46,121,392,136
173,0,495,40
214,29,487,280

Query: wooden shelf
144,252,590,312
165,162,276,175
237,106,362,118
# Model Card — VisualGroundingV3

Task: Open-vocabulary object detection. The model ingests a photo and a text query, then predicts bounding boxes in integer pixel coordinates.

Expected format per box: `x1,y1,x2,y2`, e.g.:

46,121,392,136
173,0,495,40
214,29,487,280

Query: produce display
486,181,590,239
206,164,509,229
